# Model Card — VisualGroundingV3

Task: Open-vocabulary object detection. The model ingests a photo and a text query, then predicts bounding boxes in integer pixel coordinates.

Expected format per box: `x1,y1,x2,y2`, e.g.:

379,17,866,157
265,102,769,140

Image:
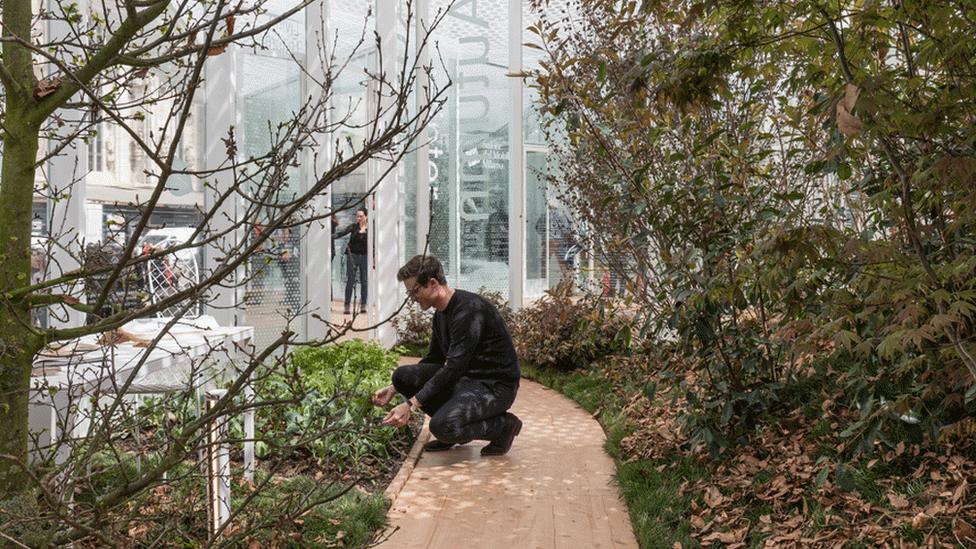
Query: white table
29,317,256,477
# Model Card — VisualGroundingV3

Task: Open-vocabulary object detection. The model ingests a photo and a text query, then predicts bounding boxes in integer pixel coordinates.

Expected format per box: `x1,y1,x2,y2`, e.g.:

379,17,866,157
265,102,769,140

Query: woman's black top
335,223,368,255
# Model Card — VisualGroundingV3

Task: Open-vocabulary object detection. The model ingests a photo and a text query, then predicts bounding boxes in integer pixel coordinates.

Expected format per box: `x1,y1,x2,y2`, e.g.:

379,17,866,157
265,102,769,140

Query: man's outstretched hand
371,385,396,407
382,402,412,428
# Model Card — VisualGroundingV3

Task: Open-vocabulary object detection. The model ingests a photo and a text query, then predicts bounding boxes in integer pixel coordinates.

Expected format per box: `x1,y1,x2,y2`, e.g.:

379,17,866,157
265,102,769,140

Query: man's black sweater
414,289,520,405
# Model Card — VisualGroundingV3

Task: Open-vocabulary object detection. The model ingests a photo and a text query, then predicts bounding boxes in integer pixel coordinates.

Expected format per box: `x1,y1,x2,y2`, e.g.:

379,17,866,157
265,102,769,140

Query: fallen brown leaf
954,518,976,544
704,486,724,508
34,77,62,99
886,492,909,509
911,512,929,529
952,479,968,503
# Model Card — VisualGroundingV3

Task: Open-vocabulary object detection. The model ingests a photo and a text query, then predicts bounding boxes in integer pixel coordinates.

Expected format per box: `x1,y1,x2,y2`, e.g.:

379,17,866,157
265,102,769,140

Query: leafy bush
531,0,976,456
478,287,515,326
250,340,403,469
0,493,58,547
392,301,432,352
512,280,633,370
61,458,387,547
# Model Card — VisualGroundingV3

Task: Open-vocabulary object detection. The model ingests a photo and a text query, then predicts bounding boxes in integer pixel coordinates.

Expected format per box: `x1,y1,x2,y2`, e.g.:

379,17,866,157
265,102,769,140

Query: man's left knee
391,366,412,394
428,415,466,443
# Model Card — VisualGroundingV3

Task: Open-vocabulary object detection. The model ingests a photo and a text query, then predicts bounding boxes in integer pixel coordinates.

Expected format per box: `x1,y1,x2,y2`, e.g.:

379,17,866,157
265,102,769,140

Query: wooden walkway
376,380,638,549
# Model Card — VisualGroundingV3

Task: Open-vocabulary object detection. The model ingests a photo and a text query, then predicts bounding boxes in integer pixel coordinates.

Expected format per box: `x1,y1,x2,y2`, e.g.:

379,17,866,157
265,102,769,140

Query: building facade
30,0,569,348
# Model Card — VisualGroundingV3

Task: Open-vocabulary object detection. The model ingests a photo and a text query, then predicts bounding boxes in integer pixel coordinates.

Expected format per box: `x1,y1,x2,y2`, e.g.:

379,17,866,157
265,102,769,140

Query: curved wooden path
376,379,638,549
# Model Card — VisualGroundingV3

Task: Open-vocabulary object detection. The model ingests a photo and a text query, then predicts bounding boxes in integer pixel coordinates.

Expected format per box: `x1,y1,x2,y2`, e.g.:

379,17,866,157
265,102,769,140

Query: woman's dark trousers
344,252,367,308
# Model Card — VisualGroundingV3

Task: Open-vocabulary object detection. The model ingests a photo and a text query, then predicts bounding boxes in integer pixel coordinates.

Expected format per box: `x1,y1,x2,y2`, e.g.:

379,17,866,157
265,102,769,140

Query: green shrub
250,340,403,468
512,280,633,370
532,0,976,458
392,301,432,350
0,492,58,547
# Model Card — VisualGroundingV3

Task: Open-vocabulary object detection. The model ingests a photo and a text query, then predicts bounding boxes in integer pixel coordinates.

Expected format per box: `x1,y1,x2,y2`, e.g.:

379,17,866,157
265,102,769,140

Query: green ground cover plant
0,341,412,547
1,453,389,547
249,340,406,472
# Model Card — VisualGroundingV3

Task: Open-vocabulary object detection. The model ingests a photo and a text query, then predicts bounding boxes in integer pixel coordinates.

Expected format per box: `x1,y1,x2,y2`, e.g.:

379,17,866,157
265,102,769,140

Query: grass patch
617,457,708,547
247,474,388,546
522,364,706,548
522,364,613,414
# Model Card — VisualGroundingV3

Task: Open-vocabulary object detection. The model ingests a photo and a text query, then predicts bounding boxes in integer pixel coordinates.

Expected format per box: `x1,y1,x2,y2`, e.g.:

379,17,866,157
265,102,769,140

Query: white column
45,140,88,329
414,0,431,255
507,0,525,310
371,0,399,346
304,0,333,332
44,0,89,329
449,81,461,287
85,203,103,243
29,3,90,460
203,48,241,327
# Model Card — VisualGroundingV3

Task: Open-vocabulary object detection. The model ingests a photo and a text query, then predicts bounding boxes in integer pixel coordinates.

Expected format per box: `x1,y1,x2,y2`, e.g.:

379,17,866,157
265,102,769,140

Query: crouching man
371,255,522,455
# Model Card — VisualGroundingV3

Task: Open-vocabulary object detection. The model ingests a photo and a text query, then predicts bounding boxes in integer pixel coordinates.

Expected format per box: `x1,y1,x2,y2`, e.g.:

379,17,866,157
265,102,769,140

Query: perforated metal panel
238,16,306,349
146,255,201,318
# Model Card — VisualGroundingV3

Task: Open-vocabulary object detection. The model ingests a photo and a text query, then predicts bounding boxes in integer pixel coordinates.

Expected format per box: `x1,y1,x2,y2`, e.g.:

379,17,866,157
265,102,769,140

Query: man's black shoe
481,413,522,456
423,438,471,452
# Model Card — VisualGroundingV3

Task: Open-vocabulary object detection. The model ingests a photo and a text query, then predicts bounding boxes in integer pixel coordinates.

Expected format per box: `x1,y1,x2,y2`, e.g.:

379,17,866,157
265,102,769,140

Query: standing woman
334,208,369,314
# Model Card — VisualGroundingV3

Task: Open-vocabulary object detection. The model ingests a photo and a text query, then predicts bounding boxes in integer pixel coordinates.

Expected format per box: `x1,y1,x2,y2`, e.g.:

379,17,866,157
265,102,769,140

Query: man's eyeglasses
407,283,424,297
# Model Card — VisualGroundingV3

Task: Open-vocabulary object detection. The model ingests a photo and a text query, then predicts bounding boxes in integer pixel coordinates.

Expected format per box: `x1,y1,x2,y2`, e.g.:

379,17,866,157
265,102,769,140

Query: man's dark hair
397,255,447,285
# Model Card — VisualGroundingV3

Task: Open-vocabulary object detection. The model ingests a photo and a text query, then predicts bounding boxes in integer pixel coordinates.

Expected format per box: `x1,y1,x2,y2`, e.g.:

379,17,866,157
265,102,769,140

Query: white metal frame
371,0,400,346
304,0,333,331
508,0,525,309
44,0,89,330
203,47,242,328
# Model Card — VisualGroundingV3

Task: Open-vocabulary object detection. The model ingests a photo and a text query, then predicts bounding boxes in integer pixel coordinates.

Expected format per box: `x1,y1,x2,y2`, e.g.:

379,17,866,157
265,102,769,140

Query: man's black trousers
392,363,518,443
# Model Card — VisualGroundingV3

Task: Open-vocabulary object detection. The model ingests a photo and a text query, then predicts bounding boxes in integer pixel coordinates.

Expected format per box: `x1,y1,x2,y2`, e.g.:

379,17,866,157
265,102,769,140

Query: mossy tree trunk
0,0,45,497
0,0,172,498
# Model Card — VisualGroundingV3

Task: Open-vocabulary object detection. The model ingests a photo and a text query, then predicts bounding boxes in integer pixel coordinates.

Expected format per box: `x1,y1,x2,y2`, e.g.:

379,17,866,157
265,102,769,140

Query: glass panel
525,150,547,296
31,202,48,328
330,0,374,317
524,0,562,296
429,0,511,296
522,0,547,148
238,7,305,348
547,198,577,289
